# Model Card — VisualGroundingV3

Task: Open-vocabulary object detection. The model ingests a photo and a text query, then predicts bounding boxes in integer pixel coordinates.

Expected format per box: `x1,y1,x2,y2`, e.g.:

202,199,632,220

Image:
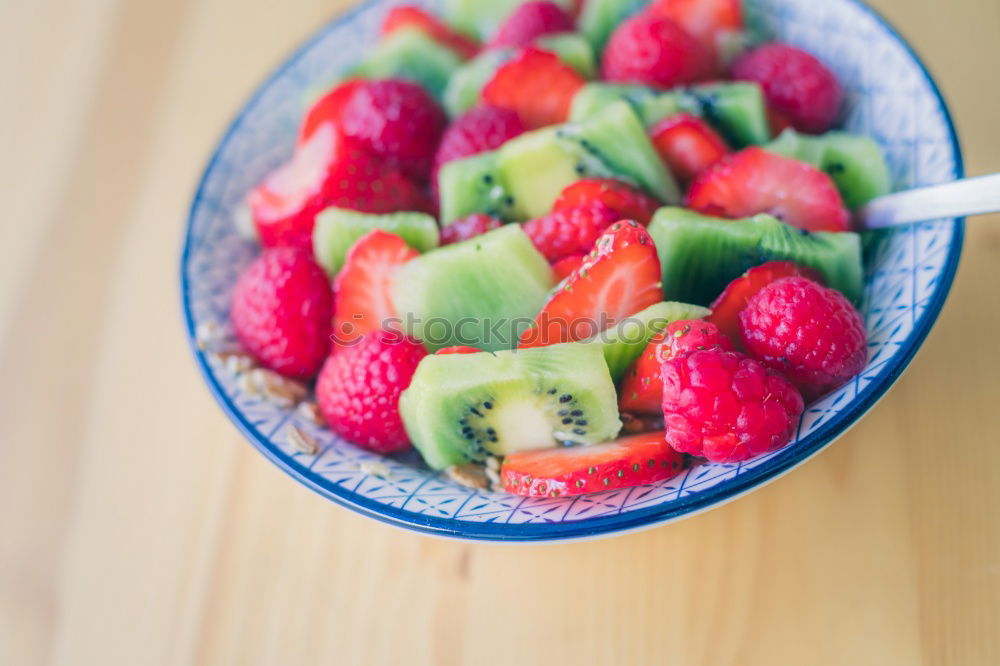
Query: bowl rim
180,0,965,543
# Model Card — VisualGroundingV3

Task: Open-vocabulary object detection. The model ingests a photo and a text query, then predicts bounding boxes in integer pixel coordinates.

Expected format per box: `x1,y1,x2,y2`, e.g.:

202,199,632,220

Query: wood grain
1,0,998,663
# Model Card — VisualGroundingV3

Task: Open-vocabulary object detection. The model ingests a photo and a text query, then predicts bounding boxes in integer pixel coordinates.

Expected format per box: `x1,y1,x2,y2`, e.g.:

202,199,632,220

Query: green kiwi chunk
682,82,771,148
438,151,517,224
569,81,769,147
647,208,864,305
401,343,622,469
497,127,618,219
391,225,555,352
557,101,681,204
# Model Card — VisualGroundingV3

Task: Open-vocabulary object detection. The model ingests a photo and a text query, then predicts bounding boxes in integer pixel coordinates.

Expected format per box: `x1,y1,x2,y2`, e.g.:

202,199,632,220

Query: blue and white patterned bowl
182,0,963,542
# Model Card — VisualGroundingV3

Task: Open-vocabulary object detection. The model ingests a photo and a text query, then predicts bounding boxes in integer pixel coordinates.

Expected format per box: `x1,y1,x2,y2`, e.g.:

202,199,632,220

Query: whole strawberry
739,276,867,399
488,1,574,48
661,349,804,463
316,331,428,454
340,79,447,182
602,14,711,89
231,248,332,380
432,106,525,189
523,201,620,262
731,42,843,134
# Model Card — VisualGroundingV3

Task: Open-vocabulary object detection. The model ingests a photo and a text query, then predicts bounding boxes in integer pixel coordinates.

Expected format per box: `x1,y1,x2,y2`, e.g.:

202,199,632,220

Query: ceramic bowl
182,0,963,542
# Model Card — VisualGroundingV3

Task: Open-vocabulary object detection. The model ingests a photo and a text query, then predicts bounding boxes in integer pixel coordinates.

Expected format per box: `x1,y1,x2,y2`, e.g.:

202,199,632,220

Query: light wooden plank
0,0,997,664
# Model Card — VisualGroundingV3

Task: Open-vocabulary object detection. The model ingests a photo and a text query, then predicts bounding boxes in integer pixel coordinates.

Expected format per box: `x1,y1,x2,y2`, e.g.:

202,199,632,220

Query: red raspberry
661,349,804,463
522,201,619,262
731,42,844,134
340,79,447,182
602,14,712,89
440,213,503,245
316,331,428,454
231,248,332,380
432,106,525,189
738,276,867,399
489,1,574,48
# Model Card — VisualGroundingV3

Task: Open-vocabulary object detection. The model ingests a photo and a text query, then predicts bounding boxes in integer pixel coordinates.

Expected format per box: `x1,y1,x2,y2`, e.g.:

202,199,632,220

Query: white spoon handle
857,173,1000,229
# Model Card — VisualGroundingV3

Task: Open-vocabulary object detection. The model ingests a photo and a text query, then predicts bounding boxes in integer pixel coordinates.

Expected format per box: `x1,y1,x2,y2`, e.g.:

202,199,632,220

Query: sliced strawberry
501,431,686,497
706,261,823,346
552,254,586,281
298,80,363,145
553,178,662,226
522,201,619,263
440,213,503,245
332,230,419,347
249,123,342,250
645,0,743,73
482,47,586,129
435,345,482,355
685,147,851,232
249,123,436,250
382,5,480,60
650,113,729,184
618,319,732,415
519,221,662,348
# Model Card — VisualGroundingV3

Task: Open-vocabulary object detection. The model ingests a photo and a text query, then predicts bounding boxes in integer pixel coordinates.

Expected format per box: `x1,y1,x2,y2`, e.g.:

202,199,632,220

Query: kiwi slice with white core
401,343,622,469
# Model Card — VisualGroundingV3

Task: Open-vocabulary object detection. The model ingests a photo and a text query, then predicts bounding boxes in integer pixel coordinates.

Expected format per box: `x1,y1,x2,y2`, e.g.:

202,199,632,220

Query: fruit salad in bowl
183,0,962,541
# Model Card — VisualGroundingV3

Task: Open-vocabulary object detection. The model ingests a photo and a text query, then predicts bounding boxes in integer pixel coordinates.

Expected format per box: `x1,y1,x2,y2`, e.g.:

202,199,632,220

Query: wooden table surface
2,0,998,664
